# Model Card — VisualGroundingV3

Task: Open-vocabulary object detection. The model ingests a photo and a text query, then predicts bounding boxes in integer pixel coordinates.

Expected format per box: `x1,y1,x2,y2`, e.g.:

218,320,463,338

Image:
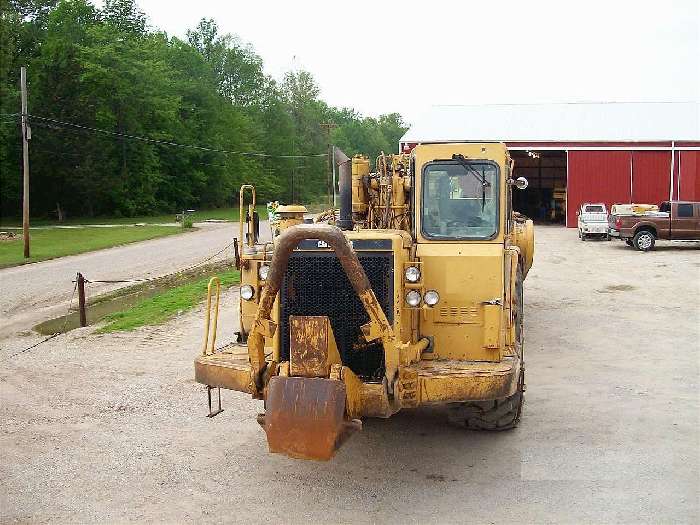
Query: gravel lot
1,226,698,524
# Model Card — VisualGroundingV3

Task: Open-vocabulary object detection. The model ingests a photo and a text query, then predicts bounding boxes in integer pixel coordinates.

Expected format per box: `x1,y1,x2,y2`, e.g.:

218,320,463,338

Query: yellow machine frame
195,142,534,460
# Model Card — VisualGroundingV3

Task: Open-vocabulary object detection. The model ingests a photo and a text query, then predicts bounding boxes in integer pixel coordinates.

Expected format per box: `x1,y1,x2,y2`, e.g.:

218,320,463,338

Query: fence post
77,272,87,327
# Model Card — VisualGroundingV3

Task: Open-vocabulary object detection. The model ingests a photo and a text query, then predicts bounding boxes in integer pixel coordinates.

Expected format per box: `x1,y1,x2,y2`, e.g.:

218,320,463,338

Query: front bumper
195,345,520,417
581,223,609,234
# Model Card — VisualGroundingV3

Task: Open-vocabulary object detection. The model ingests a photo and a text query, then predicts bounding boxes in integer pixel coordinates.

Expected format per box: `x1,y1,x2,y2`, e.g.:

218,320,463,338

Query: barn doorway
511,150,567,224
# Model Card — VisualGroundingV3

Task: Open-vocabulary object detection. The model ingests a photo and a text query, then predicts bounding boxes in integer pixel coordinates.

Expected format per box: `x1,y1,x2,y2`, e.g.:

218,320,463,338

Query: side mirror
510,176,528,190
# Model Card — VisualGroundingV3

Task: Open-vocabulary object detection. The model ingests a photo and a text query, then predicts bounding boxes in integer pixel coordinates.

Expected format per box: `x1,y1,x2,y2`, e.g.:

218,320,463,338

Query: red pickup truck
609,201,700,251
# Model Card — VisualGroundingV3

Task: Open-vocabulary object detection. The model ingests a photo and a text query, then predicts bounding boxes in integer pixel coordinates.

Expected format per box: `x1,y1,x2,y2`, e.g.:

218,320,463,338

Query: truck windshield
585,205,605,213
421,161,499,239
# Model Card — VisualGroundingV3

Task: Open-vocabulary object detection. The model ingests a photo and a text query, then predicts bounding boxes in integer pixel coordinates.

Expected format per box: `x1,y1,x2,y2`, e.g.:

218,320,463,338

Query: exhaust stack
334,147,353,230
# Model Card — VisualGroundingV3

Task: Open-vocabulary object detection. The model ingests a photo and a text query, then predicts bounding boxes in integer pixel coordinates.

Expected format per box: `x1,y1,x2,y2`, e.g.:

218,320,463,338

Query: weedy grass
97,268,240,332
0,205,268,227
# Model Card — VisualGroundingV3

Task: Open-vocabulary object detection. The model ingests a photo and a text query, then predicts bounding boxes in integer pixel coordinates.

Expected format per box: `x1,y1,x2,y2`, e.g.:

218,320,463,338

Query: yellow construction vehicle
195,142,534,460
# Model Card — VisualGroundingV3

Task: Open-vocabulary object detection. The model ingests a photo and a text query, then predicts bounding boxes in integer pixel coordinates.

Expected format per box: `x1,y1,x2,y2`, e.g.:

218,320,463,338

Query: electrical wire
27,114,327,159
5,280,78,359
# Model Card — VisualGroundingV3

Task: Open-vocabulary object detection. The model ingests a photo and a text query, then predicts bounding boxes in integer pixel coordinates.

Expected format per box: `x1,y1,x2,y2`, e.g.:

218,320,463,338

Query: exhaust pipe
334,148,353,230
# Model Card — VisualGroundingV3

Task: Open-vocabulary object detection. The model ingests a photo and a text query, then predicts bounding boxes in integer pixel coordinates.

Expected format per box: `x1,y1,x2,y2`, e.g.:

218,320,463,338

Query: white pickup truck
577,203,610,241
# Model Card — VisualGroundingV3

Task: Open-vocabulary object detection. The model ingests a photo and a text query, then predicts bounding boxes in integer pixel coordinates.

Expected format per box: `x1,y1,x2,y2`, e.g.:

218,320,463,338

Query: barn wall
678,151,700,201
631,151,671,204
566,151,631,227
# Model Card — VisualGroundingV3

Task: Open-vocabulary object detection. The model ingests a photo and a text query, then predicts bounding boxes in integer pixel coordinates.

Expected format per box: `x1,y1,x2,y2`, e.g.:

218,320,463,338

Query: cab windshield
421,161,500,239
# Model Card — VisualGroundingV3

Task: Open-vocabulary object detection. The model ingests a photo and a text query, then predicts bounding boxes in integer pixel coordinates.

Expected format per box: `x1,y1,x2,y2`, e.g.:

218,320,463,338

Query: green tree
0,1,408,222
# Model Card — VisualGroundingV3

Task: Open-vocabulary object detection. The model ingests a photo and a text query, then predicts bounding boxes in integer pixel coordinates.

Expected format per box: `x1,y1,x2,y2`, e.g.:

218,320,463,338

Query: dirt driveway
1,226,698,523
0,221,270,337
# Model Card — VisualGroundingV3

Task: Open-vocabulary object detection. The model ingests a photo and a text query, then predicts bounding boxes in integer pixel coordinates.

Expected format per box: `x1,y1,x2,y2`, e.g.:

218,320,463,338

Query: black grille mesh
280,252,393,379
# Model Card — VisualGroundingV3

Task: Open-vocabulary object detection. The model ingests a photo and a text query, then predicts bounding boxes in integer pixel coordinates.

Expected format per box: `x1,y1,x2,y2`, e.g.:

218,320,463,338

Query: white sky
128,0,698,124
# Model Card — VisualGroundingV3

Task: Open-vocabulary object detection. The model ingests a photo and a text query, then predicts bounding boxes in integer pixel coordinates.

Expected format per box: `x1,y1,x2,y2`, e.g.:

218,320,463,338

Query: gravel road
1,226,698,523
0,221,270,337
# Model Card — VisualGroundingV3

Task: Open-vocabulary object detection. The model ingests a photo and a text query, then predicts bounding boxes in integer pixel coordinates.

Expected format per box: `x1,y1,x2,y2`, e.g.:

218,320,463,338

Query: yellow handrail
202,277,222,356
239,185,256,259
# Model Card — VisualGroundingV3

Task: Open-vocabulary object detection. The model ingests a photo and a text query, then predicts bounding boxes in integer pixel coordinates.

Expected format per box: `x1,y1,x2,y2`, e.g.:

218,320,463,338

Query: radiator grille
280,251,393,379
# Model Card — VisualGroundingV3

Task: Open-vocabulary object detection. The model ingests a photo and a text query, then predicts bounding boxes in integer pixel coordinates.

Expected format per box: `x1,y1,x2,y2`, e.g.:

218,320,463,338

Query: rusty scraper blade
257,376,361,461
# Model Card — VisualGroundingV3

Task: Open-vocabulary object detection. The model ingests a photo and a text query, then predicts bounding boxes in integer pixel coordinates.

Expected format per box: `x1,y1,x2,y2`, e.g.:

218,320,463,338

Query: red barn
399,102,700,227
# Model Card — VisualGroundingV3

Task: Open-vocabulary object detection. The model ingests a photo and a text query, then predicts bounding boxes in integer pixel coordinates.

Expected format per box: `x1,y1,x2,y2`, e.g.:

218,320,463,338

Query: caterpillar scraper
195,142,534,460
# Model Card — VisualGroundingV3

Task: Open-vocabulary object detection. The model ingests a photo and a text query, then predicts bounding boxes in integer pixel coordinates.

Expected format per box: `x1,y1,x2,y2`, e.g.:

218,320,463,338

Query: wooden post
77,272,87,327
20,66,30,258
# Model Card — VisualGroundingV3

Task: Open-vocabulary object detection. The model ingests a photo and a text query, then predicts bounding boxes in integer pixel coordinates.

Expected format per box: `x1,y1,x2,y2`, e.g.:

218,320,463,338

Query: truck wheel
581,232,587,241
447,371,524,431
447,265,525,431
633,230,655,251
577,229,581,239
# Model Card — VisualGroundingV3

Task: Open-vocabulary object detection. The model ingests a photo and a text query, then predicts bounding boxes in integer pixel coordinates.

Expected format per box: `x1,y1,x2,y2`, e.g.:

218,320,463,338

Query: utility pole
20,66,30,258
320,121,337,208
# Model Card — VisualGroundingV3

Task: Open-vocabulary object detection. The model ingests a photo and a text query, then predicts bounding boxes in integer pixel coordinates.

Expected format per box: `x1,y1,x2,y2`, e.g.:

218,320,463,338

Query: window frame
677,203,694,218
420,159,501,241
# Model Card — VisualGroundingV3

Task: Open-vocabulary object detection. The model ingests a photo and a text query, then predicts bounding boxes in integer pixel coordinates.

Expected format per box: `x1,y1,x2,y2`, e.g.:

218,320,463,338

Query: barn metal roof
400,102,700,144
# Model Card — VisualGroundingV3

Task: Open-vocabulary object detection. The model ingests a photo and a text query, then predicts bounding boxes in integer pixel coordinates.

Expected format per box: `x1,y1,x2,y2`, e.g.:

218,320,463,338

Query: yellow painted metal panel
483,304,500,349
416,243,503,361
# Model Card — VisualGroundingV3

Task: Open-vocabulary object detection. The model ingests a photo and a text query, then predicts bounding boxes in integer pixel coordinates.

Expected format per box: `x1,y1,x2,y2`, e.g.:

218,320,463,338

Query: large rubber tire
633,230,656,251
447,266,525,431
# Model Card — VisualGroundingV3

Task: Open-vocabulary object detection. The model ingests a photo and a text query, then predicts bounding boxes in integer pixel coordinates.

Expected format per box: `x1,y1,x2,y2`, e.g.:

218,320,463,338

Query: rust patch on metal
258,376,361,461
194,350,252,393
409,357,520,403
289,316,341,378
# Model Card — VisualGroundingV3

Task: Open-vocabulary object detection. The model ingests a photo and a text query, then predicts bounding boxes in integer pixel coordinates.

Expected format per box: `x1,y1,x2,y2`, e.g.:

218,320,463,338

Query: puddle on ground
596,284,636,294
34,264,229,335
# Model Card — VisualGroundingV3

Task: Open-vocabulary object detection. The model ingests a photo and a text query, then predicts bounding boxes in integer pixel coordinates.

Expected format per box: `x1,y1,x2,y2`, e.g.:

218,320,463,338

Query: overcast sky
126,0,698,124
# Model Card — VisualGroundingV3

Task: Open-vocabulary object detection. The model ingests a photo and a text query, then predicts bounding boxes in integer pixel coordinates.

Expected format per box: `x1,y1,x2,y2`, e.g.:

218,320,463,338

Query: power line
12,130,306,175
5,280,77,359
27,114,327,159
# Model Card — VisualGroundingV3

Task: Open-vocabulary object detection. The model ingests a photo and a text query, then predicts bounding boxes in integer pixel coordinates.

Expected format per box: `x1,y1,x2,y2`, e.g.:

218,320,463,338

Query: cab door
671,203,698,239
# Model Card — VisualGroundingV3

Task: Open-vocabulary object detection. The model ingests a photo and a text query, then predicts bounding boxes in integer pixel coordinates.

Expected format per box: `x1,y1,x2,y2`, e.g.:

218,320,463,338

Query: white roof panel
401,102,700,143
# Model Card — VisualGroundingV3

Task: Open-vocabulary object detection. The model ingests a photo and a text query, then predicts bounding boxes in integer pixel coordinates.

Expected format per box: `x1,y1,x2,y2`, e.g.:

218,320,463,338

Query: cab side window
677,204,694,217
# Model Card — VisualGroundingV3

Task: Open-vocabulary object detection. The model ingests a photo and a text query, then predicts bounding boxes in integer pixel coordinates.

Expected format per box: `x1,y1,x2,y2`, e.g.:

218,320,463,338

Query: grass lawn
0,225,184,268
0,205,268,227
98,268,240,332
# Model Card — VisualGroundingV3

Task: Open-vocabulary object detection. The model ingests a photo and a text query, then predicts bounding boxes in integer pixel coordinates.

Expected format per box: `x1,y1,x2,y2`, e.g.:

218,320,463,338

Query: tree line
0,0,407,219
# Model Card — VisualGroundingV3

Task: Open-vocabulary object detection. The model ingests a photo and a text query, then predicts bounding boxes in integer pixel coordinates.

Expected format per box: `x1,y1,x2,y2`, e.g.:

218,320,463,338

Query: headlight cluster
240,263,271,301
405,289,440,307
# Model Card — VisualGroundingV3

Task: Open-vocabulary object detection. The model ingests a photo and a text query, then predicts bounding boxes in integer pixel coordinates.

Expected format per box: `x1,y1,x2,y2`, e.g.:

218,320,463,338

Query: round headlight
405,290,421,307
424,290,440,306
258,264,270,280
240,284,254,301
405,266,421,283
